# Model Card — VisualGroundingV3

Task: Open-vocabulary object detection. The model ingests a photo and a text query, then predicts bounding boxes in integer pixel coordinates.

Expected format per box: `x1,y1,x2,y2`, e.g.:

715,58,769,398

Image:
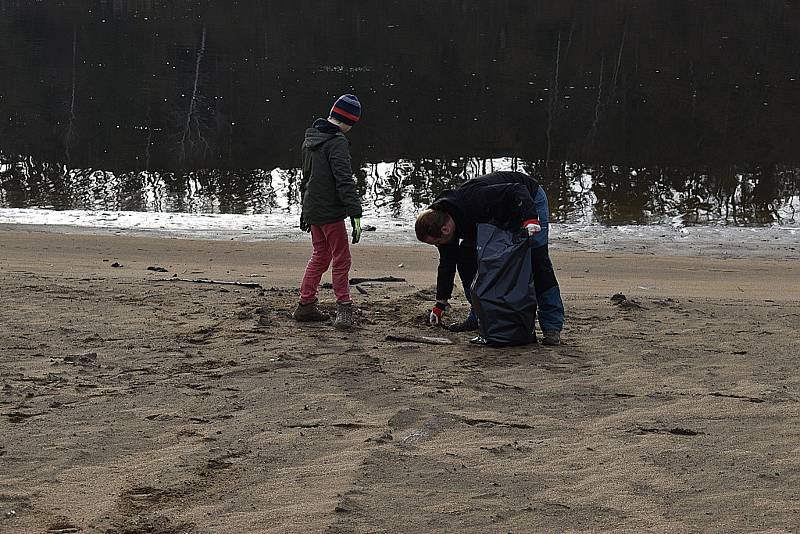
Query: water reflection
1,156,797,226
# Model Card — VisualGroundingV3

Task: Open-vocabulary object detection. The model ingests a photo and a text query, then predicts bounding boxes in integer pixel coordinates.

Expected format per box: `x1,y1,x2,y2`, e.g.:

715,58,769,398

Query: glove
429,301,449,326
522,218,541,236
300,215,310,232
350,217,362,244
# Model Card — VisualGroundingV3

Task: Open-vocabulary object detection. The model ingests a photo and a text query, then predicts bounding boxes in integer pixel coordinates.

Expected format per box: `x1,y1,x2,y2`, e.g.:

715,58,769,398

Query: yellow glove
350,217,362,244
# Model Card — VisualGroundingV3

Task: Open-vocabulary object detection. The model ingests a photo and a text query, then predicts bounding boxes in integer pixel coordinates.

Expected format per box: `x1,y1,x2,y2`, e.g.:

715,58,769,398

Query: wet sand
1,227,799,533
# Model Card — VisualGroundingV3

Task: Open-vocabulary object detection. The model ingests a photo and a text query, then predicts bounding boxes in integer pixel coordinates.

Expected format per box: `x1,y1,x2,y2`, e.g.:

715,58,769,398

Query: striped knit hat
329,94,362,126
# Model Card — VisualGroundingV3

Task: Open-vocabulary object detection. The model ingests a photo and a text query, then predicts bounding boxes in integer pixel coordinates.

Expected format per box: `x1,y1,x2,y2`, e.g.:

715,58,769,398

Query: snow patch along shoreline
0,207,797,261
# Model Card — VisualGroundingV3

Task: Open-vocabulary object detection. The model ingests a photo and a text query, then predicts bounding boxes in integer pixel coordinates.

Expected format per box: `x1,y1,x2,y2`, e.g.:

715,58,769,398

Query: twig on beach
385,334,453,345
349,276,406,285
149,277,263,289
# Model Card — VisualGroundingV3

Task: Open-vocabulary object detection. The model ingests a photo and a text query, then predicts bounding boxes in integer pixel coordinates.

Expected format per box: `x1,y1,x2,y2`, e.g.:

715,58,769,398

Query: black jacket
431,171,541,301
300,119,362,225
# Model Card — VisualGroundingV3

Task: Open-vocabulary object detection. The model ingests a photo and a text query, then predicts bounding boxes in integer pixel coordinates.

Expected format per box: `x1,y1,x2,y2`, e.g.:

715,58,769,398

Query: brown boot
333,301,354,330
292,299,328,322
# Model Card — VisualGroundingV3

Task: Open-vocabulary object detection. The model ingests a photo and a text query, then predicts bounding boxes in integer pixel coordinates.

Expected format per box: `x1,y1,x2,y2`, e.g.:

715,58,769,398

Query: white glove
429,301,449,326
523,218,541,236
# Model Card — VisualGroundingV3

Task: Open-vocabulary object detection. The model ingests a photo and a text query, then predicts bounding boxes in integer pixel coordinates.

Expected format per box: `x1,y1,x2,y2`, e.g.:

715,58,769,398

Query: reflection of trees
366,158,518,216
365,159,469,217
116,172,147,212
215,171,249,214
362,157,597,221
653,163,799,225
518,160,579,223
774,167,800,223
0,159,72,209
730,164,796,225
589,165,653,225
413,159,470,203
153,169,285,215
246,170,279,215
159,172,189,213
280,168,301,208
585,163,799,225
183,170,257,214
383,162,409,219
0,161,31,208
1,152,798,225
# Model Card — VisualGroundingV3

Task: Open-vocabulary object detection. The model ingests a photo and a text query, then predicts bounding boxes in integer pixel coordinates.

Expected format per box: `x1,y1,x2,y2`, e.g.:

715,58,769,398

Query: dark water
1,1,799,225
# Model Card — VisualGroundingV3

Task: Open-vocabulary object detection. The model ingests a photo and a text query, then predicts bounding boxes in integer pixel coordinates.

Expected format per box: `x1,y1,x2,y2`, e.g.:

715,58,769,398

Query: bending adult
415,171,564,345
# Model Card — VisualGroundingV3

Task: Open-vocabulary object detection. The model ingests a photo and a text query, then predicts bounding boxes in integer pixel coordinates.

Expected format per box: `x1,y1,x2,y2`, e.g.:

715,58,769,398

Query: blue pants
457,188,565,332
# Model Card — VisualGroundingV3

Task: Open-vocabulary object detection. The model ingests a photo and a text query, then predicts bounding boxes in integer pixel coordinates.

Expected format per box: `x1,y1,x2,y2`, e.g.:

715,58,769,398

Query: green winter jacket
300,123,363,225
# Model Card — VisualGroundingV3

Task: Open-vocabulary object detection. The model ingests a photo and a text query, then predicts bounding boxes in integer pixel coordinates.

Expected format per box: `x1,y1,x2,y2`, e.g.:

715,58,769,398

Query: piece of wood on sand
385,334,453,345
149,277,263,289
349,276,406,285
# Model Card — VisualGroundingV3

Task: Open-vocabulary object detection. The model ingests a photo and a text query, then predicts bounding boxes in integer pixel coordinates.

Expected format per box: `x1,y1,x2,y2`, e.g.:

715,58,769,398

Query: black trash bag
469,224,537,346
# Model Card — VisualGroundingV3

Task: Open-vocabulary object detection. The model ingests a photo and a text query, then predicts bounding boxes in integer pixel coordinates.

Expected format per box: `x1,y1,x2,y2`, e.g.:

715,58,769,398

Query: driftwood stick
149,278,263,289
349,276,406,285
385,334,453,346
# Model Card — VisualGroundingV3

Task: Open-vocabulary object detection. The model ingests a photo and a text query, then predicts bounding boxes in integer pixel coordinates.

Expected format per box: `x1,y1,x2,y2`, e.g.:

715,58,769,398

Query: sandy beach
1,225,799,533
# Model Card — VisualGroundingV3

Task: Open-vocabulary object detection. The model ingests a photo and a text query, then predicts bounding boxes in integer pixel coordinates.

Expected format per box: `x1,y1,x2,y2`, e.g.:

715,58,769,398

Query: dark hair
415,208,450,241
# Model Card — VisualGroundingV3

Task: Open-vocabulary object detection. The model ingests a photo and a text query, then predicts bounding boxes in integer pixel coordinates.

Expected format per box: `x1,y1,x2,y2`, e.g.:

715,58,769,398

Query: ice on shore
1,207,796,260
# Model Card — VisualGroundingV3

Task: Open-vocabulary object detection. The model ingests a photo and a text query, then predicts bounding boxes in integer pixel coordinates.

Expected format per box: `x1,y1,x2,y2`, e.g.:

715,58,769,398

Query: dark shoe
292,300,328,322
542,330,561,345
333,301,354,330
448,316,479,332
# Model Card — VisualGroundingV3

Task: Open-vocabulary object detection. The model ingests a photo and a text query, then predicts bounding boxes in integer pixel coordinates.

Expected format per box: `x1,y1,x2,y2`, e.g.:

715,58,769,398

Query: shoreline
1,211,799,262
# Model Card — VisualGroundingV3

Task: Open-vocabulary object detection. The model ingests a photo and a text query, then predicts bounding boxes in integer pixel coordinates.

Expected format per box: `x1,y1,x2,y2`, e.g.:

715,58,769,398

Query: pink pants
299,220,352,304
